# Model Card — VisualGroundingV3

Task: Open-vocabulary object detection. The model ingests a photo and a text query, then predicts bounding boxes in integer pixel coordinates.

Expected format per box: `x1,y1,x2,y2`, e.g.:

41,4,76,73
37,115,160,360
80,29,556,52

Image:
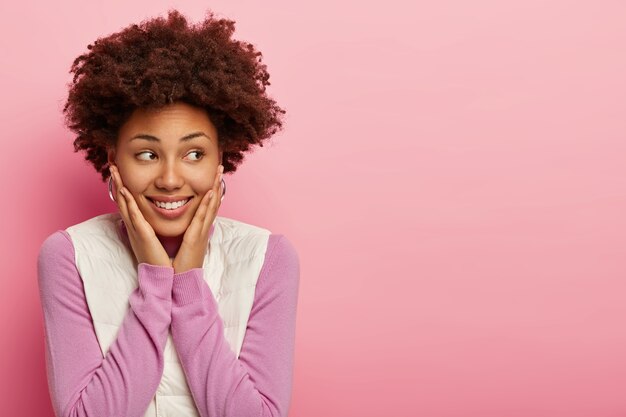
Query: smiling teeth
153,199,189,210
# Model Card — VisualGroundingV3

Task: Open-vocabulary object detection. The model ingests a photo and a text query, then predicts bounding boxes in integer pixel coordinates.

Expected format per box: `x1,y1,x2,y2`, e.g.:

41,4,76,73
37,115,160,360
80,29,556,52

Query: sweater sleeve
37,230,174,417
170,234,300,417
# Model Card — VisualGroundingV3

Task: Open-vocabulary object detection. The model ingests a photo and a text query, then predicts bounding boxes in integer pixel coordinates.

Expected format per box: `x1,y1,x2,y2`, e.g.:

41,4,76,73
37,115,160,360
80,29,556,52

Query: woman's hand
172,165,224,274
109,165,172,268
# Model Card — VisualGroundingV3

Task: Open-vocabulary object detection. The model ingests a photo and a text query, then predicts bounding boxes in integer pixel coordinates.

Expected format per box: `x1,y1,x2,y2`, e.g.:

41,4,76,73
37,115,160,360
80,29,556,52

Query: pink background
1,1,625,416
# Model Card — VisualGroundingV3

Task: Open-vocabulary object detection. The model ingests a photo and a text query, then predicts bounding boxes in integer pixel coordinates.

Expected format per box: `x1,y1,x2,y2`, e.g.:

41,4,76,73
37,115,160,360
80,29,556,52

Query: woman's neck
157,234,184,259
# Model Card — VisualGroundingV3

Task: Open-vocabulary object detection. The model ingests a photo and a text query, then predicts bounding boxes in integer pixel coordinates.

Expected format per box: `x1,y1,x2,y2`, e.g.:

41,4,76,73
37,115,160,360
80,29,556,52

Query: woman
37,9,299,417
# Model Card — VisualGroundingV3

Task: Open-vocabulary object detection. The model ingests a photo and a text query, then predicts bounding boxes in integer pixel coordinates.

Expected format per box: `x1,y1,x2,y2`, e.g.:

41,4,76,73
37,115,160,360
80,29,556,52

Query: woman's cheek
191,177,214,196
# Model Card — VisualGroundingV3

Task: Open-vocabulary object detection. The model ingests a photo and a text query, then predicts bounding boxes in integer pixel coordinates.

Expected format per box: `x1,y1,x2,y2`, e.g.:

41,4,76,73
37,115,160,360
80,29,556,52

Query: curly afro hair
63,9,286,182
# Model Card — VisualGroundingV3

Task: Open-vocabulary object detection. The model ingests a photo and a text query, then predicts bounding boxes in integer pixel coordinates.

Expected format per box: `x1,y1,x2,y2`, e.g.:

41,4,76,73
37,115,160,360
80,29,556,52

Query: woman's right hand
109,165,172,268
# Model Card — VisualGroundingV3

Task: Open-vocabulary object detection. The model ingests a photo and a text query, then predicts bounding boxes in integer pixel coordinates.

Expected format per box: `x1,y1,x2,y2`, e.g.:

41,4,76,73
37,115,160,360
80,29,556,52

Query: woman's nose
154,161,184,190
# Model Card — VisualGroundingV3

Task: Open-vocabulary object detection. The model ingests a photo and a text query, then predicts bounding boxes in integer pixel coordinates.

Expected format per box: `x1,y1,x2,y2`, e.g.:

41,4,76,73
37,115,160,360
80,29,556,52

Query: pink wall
1,1,626,416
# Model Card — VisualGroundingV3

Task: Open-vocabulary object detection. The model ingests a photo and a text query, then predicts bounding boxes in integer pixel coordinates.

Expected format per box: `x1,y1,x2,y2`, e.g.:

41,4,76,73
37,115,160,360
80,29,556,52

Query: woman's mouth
147,197,193,219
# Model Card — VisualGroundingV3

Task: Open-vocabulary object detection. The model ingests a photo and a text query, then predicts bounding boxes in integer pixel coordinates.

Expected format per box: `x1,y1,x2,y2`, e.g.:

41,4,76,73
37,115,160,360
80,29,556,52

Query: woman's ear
107,147,116,166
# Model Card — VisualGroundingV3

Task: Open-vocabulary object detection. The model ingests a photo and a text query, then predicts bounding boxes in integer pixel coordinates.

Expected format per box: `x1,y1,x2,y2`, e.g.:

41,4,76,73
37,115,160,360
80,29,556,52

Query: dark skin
107,102,224,273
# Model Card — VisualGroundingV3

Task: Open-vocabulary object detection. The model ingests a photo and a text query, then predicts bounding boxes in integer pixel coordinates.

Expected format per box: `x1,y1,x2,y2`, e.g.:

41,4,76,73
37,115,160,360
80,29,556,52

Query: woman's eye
187,150,205,161
137,151,157,161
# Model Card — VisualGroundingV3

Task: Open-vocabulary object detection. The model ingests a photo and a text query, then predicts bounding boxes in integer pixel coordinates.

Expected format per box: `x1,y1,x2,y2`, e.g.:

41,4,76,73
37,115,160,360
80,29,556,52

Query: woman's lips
148,197,193,219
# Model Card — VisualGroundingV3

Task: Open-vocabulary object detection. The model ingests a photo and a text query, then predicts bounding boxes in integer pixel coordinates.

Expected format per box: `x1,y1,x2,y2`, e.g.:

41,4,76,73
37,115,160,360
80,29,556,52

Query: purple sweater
37,221,300,417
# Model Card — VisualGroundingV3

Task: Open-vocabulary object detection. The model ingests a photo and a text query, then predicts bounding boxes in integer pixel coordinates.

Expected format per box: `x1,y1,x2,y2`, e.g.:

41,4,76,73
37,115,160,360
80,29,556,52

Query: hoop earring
221,178,226,202
108,176,116,203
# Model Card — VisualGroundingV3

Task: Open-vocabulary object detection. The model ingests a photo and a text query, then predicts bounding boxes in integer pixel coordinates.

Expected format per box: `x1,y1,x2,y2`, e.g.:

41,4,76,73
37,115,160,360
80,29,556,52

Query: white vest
65,212,271,417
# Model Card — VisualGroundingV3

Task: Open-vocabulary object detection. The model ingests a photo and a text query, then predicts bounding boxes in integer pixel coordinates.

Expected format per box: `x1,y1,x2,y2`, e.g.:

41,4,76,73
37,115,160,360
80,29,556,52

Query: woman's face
108,101,222,237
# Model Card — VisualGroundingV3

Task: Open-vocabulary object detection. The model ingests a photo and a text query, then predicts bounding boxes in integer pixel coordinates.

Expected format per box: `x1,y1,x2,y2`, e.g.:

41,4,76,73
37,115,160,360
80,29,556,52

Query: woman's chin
149,219,189,238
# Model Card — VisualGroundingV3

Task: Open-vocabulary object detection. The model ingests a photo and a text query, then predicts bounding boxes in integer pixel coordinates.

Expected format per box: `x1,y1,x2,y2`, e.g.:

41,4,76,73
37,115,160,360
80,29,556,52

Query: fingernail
208,190,214,198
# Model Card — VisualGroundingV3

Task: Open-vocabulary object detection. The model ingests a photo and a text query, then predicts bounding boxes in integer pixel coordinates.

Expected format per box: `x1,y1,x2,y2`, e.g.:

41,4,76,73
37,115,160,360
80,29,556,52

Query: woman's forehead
119,102,218,143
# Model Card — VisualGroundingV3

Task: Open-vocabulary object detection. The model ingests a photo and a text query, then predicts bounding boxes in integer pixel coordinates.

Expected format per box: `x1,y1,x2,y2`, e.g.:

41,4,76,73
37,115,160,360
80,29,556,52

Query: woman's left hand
172,165,224,274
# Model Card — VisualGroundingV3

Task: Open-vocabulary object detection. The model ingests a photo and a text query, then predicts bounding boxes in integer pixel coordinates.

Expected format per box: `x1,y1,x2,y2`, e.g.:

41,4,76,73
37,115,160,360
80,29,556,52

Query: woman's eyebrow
130,132,212,143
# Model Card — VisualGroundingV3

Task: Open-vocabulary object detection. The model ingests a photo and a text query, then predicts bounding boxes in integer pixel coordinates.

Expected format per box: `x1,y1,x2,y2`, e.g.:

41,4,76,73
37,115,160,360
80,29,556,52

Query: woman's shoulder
38,212,119,258
252,233,300,309
65,212,121,235
37,229,78,292
260,234,300,288
214,215,272,239
215,215,297,253
266,234,299,265
39,229,74,260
